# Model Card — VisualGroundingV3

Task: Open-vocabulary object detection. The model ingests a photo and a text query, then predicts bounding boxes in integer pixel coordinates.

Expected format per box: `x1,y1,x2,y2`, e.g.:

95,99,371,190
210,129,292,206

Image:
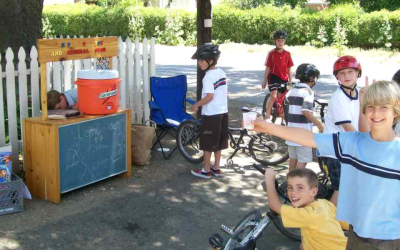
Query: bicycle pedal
221,224,234,235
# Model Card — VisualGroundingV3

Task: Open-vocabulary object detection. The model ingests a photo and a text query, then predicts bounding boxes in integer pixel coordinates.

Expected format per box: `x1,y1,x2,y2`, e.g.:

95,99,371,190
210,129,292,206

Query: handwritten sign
58,113,127,193
37,37,118,63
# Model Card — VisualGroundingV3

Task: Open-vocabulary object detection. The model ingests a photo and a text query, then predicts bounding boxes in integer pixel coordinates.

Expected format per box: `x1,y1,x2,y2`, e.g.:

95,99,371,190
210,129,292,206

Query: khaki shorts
288,145,312,163
347,225,400,250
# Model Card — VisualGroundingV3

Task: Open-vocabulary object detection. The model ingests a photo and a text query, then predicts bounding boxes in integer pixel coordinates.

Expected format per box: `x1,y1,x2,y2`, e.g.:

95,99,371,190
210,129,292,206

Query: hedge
42,3,400,49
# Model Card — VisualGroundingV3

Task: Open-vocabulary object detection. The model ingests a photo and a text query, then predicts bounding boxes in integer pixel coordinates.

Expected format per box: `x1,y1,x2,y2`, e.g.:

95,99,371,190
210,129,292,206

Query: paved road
155,44,400,105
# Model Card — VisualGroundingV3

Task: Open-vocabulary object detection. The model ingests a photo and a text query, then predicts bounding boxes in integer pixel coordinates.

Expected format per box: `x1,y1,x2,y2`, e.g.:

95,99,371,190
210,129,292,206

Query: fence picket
5,48,20,173
118,37,127,109
126,38,134,116
30,46,40,117
0,54,5,146
18,47,29,122
142,38,150,122
134,38,143,124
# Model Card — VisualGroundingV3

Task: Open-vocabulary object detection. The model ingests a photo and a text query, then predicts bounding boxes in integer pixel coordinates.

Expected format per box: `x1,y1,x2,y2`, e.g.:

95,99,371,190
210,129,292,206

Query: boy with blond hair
254,81,400,249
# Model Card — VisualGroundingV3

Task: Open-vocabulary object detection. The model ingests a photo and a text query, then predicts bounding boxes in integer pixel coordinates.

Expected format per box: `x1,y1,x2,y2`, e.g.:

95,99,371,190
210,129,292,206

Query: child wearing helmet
190,44,228,179
286,63,324,172
322,55,362,206
262,30,294,121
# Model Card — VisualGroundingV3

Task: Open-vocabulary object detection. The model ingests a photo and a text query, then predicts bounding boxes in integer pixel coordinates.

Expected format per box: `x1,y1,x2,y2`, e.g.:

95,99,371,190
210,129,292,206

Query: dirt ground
0,97,302,250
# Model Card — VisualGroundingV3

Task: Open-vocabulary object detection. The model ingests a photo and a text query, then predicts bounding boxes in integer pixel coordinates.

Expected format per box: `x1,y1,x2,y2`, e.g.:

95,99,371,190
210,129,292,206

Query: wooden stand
23,37,132,204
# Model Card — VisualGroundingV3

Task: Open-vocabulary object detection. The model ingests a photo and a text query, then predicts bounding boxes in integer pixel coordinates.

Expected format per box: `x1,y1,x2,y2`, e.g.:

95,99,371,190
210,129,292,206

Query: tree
0,0,44,56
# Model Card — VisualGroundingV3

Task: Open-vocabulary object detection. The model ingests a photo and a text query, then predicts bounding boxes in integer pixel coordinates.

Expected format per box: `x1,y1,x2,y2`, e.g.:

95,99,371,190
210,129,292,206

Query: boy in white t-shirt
190,44,228,179
323,55,362,206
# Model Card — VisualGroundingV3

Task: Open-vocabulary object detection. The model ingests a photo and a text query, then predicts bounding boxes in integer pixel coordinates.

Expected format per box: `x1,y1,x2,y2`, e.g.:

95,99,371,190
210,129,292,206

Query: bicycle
262,82,290,124
208,163,334,250
176,108,289,166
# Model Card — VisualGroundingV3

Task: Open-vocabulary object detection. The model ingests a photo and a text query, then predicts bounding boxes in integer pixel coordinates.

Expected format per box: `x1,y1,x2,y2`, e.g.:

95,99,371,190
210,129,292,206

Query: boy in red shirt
262,30,294,121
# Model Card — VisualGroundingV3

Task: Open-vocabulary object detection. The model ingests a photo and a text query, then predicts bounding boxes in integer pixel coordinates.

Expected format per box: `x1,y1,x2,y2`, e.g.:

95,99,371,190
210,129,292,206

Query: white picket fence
0,36,156,173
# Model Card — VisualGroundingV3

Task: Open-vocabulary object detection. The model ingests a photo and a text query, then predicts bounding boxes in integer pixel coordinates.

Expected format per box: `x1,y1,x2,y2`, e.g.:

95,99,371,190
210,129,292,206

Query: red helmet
333,56,362,77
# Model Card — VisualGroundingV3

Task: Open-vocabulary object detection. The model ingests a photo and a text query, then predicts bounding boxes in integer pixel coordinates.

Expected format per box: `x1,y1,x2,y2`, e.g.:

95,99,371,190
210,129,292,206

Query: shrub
42,4,400,49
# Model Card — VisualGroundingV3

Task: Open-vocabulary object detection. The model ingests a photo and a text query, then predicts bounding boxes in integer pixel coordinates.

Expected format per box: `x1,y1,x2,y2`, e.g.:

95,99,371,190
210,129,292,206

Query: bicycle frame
274,89,289,118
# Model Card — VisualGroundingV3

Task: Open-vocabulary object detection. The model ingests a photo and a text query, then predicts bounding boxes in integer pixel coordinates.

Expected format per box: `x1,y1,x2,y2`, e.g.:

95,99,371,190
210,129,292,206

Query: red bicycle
262,82,290,125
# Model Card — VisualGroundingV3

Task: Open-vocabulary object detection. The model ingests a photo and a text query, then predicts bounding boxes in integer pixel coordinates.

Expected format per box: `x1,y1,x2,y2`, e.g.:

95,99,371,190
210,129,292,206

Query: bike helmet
273,30,287,40
191,44,221,61
392,69,400,85
333,56,362,78
295,63,320,83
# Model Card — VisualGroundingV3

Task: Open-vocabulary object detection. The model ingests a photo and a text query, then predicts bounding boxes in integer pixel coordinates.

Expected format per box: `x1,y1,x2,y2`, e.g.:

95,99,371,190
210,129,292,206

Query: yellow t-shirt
280,199,348,250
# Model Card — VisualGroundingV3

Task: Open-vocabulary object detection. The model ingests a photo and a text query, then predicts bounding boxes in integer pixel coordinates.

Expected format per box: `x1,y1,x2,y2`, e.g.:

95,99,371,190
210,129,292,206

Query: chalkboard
58,113,127,193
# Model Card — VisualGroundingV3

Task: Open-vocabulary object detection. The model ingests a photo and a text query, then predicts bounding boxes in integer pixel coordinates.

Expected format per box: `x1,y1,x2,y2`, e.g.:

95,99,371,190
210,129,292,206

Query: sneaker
210,167,222,177
191,168,211,179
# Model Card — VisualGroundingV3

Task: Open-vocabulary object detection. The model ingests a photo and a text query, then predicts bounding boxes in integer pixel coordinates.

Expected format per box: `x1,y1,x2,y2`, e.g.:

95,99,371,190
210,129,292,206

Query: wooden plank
23,119,33,189
126,38,134,111
45,124,60,203
38,37,118,63
41,63,48,120
118,37,127,109
120,109,132,178
32,123,47,199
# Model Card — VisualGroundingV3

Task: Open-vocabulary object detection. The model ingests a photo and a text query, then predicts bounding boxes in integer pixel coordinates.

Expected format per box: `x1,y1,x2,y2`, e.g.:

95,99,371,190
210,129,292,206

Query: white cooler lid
77,70,119,80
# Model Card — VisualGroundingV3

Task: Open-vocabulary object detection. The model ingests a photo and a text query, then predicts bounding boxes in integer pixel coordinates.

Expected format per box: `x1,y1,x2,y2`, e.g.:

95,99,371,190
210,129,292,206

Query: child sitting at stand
47,89,78,110
265,168,348,250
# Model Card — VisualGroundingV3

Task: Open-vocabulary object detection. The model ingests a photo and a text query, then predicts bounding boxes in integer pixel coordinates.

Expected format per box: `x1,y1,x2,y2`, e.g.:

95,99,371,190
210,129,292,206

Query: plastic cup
243,112,257,129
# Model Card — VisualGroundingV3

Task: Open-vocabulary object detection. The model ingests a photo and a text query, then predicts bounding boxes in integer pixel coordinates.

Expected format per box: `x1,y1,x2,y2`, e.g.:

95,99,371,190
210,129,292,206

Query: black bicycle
176,108,289,166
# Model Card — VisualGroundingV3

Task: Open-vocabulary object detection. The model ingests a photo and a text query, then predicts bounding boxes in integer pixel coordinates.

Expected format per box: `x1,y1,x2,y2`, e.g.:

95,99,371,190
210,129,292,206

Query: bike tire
176,120,204,164
224,210,262,250
271,213,302,242
262,93,277,123
248,133,289,166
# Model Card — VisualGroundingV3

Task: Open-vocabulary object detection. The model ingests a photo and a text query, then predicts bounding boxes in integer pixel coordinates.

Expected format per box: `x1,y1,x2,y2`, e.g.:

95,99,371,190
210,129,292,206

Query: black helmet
393,69,400,85
295,63,320,83
191,44,221,60
273,30,287,40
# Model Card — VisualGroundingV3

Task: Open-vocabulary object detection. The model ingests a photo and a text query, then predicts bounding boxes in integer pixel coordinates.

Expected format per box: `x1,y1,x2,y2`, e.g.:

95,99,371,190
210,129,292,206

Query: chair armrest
149,101,161,110
185,98,196,105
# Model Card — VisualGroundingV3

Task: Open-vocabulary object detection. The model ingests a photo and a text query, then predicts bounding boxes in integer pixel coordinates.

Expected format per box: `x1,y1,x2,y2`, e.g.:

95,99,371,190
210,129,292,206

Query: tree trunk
0,0,44,60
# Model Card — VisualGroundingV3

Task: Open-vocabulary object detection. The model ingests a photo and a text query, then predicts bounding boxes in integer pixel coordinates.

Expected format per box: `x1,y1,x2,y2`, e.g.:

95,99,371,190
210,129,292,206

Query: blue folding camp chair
149,75,196,159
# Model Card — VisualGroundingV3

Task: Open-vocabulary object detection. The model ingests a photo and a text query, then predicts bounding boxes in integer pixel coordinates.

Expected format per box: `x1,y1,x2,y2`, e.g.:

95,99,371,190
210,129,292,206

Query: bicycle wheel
248,133,289,166
224,210,262,250
262,93,277,123
176,120,204,164
271,212,302,241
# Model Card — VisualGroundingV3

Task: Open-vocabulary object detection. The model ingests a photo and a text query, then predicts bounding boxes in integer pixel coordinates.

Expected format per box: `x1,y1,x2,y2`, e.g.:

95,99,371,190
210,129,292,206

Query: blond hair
47,90,64,110
361,80,400,125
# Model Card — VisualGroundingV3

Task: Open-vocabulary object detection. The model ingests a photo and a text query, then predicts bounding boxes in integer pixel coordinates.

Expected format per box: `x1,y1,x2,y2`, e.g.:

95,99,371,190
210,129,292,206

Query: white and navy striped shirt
286,83,314,146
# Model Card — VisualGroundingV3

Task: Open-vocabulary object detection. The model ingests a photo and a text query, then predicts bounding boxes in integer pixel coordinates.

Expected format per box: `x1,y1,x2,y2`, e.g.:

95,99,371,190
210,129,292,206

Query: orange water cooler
75,70,121,115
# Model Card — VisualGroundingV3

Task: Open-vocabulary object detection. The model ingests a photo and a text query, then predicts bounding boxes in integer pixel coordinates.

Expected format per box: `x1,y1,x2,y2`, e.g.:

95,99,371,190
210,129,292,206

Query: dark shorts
347,225,400,250
323,157,341,191
200,113,228,152
268,74,287,93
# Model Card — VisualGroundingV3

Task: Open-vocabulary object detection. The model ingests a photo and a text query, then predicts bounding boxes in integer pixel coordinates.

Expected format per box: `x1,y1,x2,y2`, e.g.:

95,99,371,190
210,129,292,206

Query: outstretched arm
265,169,282,214
262,67,270,89
252,119,317,148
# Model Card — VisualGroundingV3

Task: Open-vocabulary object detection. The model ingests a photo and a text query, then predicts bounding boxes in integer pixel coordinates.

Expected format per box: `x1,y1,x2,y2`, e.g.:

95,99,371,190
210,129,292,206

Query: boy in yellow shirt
265,168,348,250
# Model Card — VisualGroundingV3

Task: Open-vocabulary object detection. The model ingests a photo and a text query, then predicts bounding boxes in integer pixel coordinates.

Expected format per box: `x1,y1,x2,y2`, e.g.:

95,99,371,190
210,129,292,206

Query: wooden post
40,63,48,120
196,0,212,118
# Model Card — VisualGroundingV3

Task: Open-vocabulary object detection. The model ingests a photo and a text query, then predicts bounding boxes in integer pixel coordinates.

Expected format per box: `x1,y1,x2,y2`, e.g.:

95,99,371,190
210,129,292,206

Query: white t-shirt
324,87,359,134
201,68,228,116
286,83,314,146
